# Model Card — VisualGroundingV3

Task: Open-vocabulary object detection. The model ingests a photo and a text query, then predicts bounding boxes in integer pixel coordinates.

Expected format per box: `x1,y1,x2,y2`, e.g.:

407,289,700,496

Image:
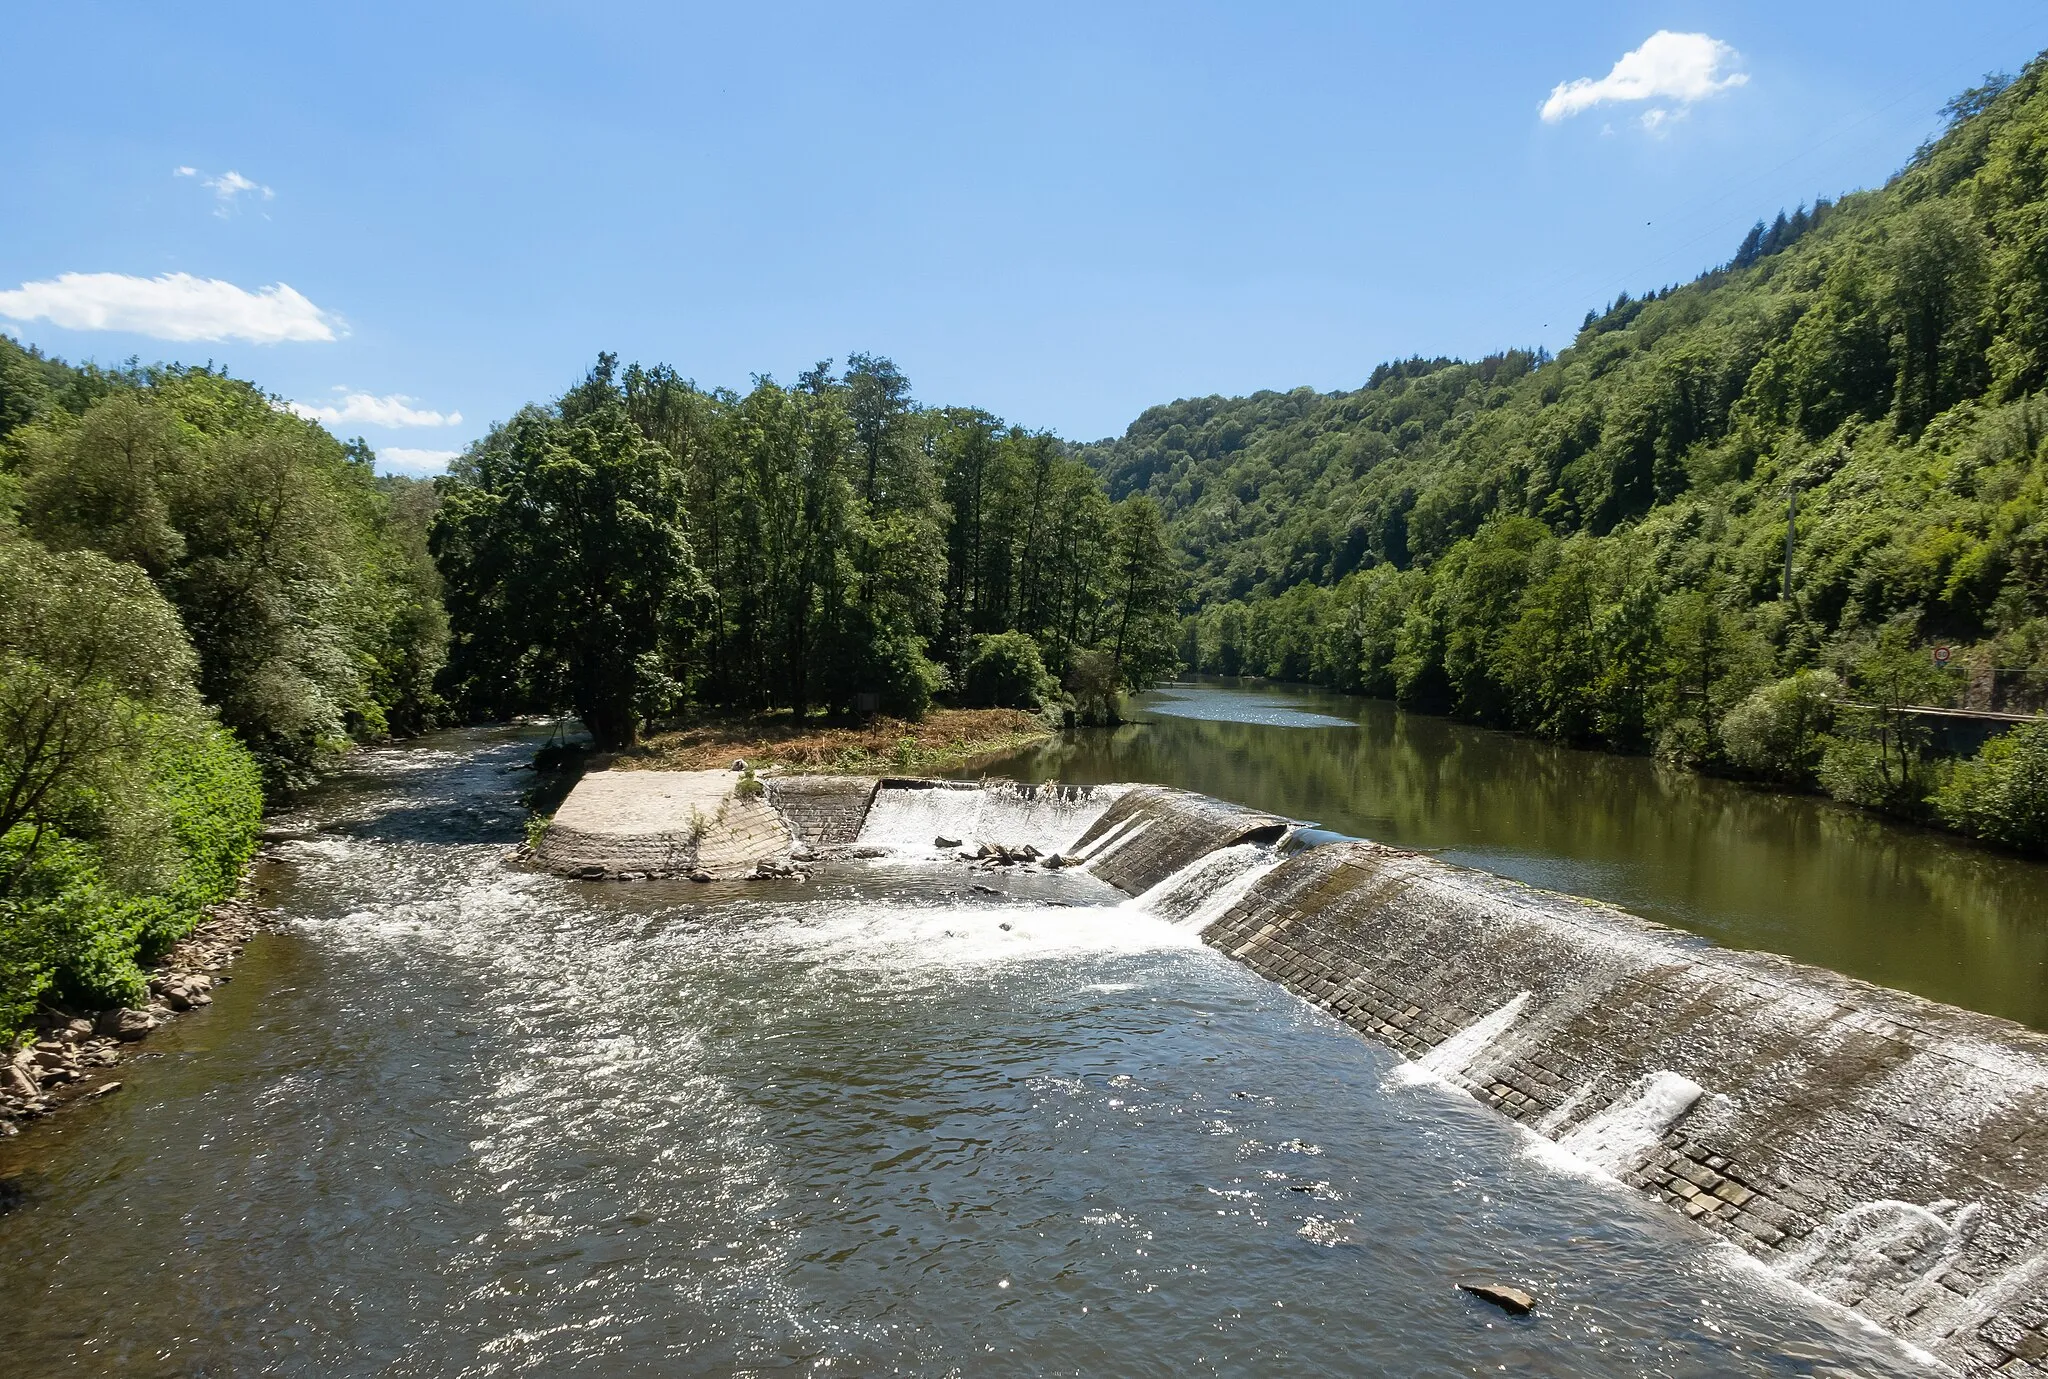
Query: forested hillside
434,354,1181,747
1075,63,2048,849
0,337,446,1038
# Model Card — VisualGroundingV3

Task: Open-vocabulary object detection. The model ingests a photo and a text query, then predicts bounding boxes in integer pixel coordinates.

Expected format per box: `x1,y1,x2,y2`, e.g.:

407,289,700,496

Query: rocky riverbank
0,892,272,1138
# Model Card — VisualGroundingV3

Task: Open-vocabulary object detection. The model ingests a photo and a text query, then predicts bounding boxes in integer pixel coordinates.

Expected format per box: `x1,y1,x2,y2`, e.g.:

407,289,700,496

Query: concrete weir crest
531,768,2048,1374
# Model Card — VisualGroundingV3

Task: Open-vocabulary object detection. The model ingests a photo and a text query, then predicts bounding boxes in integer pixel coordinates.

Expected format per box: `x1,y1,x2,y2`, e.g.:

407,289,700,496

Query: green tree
1108,494,1182,689
433,357,705,748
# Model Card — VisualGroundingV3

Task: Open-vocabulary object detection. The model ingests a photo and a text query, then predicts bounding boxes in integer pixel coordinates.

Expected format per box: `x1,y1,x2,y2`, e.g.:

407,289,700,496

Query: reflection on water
1145,684,1360,729
972,677,2048,1029
0,727,1929,1377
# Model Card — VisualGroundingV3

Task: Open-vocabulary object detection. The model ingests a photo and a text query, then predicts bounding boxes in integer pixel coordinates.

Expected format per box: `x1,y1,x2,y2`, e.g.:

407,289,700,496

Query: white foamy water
1124,843,1285,929
1554,1070,1705,1176
1079,818,1151,869
738,896,1206,979
855,782,1123,858
1393,991,1531,1087
0,727,1945,1379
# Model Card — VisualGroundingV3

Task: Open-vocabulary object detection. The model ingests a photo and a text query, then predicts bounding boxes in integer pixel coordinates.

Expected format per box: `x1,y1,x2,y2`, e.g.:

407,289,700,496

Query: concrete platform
532,770,795,879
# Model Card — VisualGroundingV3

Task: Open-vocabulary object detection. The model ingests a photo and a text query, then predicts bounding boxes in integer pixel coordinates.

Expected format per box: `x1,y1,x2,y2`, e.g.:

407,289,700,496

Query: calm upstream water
0,724,1934,1376
972,678,2048,1031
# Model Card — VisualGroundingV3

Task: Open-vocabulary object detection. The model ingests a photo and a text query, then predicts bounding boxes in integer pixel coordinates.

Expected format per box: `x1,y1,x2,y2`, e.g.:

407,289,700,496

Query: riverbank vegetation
11,53,2048,1053
1077,61,2048,849
432,355,1181,748
0,341,447,1041
603,707,1050,775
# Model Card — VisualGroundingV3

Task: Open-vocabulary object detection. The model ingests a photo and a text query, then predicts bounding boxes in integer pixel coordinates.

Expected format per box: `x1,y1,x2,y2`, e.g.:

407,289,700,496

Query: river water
971,679,2048,1030
0,722,1940,1375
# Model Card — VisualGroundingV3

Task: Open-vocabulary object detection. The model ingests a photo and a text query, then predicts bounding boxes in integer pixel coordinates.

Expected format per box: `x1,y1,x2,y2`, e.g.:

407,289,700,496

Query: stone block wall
766,775,879,846
1068,786,1288,894
1199,840,2048,1375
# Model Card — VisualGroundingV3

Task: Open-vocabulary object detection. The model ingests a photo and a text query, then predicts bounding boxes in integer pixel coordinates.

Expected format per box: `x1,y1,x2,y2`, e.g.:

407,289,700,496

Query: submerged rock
1459,1282,1535,1316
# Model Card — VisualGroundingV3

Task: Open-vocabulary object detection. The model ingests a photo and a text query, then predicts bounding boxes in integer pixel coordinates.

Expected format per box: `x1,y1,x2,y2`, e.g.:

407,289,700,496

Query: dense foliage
1078,63,2048,846
0,336,449,1040
434,355,1180,746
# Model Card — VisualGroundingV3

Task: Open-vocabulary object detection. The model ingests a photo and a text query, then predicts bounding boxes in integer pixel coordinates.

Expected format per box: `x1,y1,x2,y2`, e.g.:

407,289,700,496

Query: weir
1197,840,2048,1376
854,778,1124,858
529,766,2048,1373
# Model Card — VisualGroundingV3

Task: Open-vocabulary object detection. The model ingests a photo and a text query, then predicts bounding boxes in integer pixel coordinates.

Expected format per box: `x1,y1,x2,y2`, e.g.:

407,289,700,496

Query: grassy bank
604,708,1052,776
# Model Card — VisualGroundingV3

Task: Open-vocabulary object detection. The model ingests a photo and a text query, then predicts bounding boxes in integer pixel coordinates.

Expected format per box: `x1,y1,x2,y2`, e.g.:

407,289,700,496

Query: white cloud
1541,31,1748,123
174,165,275,216
377,447,461,476
290,390,464,428
0,271,340,343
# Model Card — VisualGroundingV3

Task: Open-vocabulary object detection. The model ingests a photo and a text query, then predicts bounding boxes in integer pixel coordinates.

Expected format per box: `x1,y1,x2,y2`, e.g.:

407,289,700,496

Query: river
969,678,2048,1031
0,715,1953,1375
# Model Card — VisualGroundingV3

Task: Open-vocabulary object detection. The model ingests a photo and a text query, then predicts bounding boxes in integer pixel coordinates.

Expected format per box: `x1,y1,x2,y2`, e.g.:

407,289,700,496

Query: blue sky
4,3,2047,472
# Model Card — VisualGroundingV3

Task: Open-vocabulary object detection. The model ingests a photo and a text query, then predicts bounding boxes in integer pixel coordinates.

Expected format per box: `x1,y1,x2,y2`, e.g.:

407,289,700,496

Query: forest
0,339,1181,1040
431,353,1182,748
0,341,444,1040
11,53,2048,1045
1075,62,2048,851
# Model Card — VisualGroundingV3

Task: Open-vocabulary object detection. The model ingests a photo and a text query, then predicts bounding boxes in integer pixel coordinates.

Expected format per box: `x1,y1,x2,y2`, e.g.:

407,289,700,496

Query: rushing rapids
0,727,1980,1375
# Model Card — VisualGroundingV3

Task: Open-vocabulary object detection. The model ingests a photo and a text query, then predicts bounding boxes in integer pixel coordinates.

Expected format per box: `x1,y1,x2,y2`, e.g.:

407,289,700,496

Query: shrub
1719,670,1843,785
962,633,1057,710
0,721,260,1042
1064,648,1124,726
1933,722,2048,852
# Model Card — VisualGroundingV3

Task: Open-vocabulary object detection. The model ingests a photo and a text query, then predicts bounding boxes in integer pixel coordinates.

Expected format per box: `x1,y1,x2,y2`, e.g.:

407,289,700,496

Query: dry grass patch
608,708,1051,775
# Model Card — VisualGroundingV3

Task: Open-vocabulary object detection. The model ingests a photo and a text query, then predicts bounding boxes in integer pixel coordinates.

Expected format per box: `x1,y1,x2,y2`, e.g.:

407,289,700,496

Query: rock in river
1459,1282,1535,1316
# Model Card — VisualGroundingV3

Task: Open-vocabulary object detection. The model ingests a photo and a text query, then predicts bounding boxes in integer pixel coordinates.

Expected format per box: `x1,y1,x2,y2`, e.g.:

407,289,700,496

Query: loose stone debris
1,893,272,1137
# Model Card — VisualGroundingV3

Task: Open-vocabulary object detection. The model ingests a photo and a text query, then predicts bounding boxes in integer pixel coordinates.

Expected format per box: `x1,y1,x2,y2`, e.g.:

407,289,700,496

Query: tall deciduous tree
433,356,704,749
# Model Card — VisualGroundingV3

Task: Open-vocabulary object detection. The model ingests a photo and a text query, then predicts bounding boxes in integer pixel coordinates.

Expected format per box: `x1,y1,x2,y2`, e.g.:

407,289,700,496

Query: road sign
1933,645,1952,667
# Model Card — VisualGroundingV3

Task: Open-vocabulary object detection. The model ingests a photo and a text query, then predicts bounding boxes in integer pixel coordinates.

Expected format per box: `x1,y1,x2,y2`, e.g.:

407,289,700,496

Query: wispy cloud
175,165,275,216
0,271,340,343
1541,31,1747,124
377,447,462,476
290,390,464,428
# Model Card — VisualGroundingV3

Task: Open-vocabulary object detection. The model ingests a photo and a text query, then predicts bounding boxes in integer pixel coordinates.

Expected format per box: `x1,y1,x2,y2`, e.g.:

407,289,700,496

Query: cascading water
1553,1071,1705,1176
0,729,1945,1377
854,782,1122,857
1393,992,1532,1088
1124,842,1287,928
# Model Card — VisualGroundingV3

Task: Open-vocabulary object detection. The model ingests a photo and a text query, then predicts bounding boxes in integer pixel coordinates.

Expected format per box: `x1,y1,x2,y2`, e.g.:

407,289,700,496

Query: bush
869,634,945,720
0,723,261,1042
962,632,1056,710
1719,670,1843,785
1063,648,1124,726
1933,722,2048,852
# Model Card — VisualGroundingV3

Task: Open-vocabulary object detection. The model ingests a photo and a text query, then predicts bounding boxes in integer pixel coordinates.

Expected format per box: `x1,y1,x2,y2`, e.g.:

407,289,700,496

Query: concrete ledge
1204,840,2048,1375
